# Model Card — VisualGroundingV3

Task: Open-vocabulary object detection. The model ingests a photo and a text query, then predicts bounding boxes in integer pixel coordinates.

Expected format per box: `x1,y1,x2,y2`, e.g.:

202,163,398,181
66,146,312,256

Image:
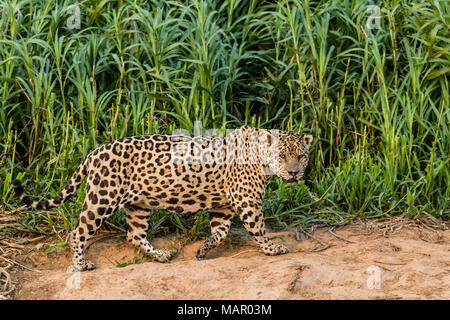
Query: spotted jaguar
13,126,313,271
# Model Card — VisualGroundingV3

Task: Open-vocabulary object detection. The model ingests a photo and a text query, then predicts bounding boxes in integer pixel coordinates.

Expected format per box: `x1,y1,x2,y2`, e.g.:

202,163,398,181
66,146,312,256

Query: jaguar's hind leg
125,205,172,262
70,200,117,271
196,208,234,259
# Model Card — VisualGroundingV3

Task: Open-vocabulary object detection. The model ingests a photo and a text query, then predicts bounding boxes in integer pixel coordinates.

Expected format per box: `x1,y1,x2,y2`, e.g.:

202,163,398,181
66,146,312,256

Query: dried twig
295,228,301,241
0,255,40,273
373,260,407,266
328,226,356,244
287,265,307,293
104,221,126,233
3,205,27,215
0,241,25,249
0,217,16,223
0,267,11,291
296,227,327,246
309,244,332,252
20,235,46,244
0,224,32,233
230,250,259,258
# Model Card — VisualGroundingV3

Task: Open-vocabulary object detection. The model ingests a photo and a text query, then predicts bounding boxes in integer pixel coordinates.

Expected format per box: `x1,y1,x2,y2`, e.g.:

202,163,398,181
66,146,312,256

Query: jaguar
13,126,313,271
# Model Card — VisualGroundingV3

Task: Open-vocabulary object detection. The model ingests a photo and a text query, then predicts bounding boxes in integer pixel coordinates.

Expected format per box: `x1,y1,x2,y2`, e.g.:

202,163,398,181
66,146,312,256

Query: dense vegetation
0,0,448,238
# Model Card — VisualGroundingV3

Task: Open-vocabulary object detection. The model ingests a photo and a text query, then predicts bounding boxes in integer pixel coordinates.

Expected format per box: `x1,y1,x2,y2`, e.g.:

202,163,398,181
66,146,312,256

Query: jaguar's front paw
262,242,289,256
71,259,96,272
153,249,173,263
274,243,289,255
195,246,208,260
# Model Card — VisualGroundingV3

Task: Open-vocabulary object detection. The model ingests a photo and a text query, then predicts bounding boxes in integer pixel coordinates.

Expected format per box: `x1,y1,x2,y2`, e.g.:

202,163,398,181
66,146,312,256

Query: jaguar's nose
288,170,299,176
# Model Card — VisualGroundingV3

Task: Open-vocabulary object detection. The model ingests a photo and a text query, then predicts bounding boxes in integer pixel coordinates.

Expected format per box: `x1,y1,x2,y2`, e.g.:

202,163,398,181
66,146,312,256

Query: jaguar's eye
297,155,302,161
280,154,286,160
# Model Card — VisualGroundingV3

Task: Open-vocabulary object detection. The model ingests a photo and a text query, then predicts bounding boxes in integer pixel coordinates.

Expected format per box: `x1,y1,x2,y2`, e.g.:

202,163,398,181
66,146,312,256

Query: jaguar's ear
302,134,313,148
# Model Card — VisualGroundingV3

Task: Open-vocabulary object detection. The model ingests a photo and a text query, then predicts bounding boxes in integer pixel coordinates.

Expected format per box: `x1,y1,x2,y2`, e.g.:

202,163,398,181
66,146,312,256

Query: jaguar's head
267,131,313,184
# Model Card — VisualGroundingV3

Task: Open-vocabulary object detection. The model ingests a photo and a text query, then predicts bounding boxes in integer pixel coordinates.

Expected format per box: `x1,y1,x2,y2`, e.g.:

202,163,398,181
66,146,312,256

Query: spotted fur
13,126,313,271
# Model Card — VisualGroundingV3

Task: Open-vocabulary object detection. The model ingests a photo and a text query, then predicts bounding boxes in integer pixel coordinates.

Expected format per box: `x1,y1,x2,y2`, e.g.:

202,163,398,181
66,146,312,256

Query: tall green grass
0,0,448,235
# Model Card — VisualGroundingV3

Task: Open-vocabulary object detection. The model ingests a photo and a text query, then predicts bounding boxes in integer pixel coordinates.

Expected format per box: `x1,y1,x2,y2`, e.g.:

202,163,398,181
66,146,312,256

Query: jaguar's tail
13,158,89,210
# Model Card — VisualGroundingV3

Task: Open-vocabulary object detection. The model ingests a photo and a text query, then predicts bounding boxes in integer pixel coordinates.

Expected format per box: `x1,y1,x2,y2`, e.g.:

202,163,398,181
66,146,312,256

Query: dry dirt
12,219,450,300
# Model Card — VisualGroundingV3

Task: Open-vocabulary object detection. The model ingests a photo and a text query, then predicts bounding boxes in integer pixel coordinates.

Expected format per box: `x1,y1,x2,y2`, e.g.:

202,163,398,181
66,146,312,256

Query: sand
14,219,450,300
